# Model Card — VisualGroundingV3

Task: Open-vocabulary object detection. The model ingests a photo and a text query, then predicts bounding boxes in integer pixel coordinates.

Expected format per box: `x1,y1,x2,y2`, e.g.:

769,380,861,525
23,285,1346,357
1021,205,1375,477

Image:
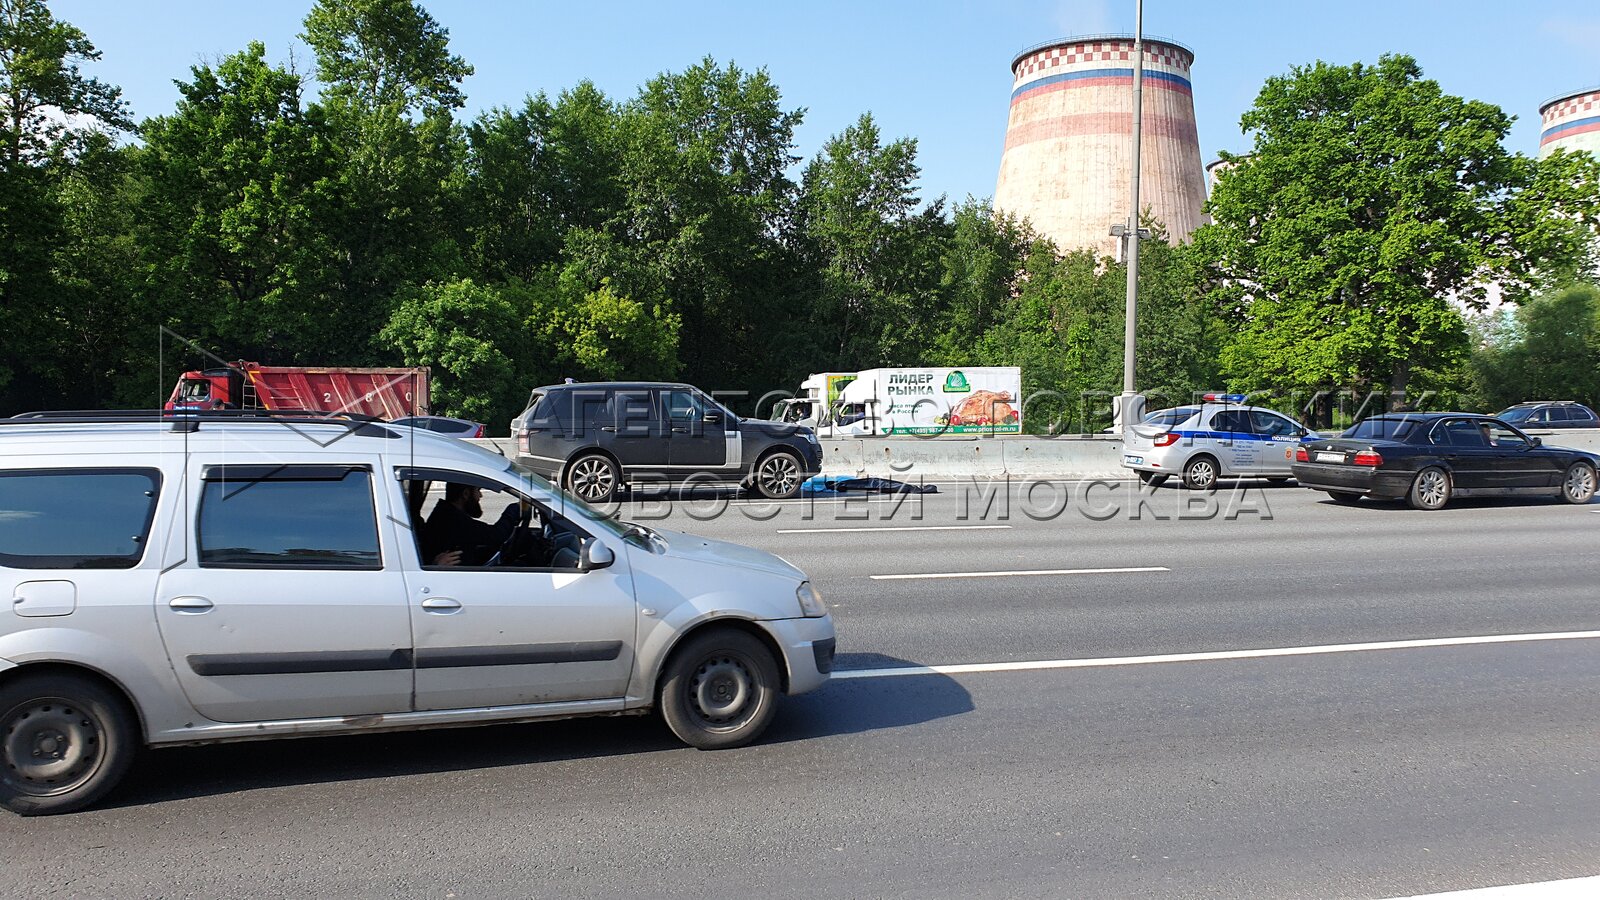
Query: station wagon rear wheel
0,673,137,816
1182,455,1219,491
1561,461,1596,504
1408,467,1452,511
753,451,803,500
565,453,619,504
659,629,780,750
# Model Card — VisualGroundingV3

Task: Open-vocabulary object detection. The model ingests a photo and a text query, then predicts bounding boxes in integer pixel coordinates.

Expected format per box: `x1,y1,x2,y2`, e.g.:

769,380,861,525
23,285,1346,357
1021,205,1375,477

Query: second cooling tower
994,36,1206,258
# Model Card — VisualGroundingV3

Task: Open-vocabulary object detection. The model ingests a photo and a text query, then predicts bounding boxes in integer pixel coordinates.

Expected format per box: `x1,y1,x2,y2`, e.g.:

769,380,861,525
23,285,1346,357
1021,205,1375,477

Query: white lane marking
777,525,1013,534
1390,875,1600,899
832,630,1600,680
870,566,1168,581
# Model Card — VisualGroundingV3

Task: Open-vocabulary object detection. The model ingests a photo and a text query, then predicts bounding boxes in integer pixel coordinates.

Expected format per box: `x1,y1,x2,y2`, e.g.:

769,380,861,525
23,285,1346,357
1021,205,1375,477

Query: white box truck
770,372,857,429
806,367,1022,437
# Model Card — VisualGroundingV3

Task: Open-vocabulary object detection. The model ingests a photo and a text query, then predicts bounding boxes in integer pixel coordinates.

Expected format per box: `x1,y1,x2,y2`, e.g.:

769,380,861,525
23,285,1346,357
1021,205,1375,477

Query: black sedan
1291,413,1599,510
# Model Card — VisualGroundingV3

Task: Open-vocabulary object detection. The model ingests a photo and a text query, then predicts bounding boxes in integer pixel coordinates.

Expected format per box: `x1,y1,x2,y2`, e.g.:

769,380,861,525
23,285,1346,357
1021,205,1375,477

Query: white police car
1121,395,1320,489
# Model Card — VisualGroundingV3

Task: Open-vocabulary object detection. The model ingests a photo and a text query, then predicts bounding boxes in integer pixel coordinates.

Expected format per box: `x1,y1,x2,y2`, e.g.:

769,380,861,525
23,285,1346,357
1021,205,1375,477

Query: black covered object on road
1291,413,1599,510
516,382,822,503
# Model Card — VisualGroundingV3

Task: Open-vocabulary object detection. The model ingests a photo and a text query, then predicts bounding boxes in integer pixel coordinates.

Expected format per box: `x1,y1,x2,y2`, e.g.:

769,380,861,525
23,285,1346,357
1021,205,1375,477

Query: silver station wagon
0,412,835,815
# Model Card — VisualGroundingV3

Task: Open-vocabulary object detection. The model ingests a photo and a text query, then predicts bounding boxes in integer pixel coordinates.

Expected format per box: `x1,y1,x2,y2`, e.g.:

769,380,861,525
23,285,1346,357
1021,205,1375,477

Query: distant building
993,35,1206,258
1539,87,1600,159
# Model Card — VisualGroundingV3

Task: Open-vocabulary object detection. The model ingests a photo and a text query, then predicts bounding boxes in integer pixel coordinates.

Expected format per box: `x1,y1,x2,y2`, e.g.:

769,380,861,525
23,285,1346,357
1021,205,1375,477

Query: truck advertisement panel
839,367,1022,436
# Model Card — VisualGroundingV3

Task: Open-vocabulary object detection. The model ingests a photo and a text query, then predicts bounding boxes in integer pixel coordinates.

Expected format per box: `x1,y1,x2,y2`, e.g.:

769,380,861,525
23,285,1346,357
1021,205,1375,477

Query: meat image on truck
817,367,1022,437
165,361,430,420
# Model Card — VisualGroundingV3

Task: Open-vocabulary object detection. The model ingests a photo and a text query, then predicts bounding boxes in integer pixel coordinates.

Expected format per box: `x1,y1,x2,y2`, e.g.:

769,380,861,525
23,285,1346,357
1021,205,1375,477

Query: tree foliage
0,0,129,403
4,3,1599,429
1471,284,1600,410
1195,55,1600,412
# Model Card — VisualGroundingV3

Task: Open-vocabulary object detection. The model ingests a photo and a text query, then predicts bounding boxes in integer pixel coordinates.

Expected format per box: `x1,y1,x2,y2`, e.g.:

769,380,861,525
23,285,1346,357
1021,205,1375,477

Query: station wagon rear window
198,466,381,569
0,469,161,569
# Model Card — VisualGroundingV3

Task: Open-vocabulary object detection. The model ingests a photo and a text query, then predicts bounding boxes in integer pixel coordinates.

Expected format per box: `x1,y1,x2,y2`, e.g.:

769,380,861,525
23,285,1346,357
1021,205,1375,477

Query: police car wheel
1137,471,1167,487
1182,456,1219,491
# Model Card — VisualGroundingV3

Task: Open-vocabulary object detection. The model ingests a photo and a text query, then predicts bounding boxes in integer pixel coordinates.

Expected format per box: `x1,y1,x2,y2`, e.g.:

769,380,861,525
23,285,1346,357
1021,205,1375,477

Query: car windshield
1344,417,1418,441
1495,407,1534,423
1142,407,1198,427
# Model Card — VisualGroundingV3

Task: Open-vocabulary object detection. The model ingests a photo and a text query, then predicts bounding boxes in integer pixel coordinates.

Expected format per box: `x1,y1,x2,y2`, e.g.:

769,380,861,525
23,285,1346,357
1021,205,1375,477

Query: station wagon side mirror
1530,436,1542,447
579,539,615,572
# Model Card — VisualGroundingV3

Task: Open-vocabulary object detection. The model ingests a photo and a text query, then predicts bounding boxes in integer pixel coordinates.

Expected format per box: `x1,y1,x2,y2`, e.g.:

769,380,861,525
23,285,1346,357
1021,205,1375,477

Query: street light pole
1117,0,1145,430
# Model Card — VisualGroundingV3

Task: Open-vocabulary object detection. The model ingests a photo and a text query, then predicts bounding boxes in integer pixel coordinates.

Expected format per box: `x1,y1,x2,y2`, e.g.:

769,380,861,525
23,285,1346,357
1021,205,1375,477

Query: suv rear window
0,469,161,569
198,466,380,569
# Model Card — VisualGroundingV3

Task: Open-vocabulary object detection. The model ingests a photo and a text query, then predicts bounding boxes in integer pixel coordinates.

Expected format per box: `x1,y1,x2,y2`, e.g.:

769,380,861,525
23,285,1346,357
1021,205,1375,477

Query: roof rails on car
4,409,396,436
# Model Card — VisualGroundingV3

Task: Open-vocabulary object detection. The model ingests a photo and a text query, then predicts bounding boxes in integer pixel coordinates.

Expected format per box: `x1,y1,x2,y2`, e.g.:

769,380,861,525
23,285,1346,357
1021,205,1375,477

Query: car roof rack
4,409,396,436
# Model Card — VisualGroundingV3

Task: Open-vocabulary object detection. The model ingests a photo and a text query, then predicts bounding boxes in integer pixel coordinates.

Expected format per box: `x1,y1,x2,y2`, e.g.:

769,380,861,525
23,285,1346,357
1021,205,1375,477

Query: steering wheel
483,503,534,567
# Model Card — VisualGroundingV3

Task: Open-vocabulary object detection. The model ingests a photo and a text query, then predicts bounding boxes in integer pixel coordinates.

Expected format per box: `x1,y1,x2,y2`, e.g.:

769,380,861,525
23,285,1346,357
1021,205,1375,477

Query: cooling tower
1539,87,1600,160
994,35,1206,258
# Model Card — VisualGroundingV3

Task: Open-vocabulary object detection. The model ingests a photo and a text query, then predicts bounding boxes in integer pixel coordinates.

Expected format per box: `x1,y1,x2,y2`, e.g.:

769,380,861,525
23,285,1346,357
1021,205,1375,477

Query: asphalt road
5,479,1598,898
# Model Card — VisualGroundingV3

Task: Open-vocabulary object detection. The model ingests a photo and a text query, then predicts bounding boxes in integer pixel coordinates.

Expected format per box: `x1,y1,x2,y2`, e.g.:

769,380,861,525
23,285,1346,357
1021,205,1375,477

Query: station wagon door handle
420,597,462,613
671,426,690,434
598,426,618,433
168,596,214,613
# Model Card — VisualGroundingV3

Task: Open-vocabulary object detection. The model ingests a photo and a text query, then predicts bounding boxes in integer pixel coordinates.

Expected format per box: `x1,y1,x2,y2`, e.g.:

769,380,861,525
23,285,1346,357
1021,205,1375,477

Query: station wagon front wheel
659,629,780,750
1561,461,1596,504
0,673,138,816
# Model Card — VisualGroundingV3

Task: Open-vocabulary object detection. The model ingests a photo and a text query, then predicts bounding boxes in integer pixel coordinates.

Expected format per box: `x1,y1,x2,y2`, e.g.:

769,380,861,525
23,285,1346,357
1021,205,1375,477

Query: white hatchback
0,413,835,815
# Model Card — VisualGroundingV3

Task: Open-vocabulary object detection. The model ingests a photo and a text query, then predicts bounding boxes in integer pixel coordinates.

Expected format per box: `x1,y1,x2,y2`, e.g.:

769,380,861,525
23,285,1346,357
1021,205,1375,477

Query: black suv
516,382,822,502
1495,402,1599,430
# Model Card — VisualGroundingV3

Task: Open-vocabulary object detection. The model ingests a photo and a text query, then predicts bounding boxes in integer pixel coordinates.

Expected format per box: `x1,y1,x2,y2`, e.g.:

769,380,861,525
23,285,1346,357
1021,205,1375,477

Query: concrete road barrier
469,429,1600,481
822,436,1124,478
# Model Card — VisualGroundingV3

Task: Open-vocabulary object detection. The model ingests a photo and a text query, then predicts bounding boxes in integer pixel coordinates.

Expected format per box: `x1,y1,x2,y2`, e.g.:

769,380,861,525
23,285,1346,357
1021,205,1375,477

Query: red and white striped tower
994,35,1206,257
1539,87,1600,160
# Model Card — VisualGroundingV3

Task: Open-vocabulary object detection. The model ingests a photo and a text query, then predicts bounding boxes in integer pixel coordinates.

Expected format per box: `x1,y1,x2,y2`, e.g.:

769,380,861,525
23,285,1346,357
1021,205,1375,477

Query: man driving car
423,482,525,567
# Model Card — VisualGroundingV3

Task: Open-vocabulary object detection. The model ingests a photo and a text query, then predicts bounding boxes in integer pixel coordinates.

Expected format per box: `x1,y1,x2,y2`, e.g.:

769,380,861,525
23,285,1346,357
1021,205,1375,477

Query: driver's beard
465,496,483,519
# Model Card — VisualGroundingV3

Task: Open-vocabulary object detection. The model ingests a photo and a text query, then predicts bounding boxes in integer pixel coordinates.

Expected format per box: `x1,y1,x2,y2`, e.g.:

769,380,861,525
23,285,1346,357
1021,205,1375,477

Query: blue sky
54,1,1600,205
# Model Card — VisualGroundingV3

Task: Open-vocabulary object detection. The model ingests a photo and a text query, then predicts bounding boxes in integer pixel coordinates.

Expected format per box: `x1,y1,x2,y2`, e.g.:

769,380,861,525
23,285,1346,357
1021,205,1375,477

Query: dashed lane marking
1389,874,1600,899
869,566,1168,581
832,630,1600,680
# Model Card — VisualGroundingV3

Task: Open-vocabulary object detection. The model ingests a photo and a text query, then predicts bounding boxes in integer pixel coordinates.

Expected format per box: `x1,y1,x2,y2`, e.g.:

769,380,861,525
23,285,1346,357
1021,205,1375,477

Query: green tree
955,218,1221,433
1195,55,1600,413
1471,284,1600,410
0,0,129,405
301,0,474,355
796,113,950,368
381,277,530,422
533,272,681,383
929,201,1035,364
139,42,340,361
611,57,805,391
458,82,623,282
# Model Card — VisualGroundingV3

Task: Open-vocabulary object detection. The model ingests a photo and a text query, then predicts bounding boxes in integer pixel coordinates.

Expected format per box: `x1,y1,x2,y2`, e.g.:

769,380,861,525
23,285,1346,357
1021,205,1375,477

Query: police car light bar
1202,393,1247,403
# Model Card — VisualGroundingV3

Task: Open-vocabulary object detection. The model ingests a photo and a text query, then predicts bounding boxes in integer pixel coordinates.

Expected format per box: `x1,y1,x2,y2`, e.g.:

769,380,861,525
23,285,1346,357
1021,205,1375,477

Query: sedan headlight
796,581,827,617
